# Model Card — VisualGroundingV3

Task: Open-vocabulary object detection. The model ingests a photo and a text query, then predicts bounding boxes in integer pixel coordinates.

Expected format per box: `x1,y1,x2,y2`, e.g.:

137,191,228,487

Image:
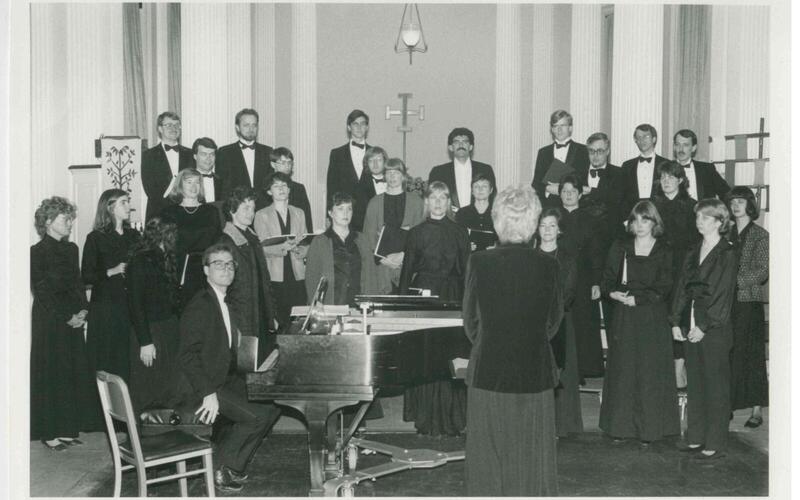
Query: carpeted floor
87,431,767,497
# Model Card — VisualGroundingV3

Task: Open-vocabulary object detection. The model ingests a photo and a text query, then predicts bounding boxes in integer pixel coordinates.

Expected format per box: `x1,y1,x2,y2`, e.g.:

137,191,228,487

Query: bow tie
682,162,693,169
164,144,179,152
351,142,365,150
201,173,215,179
239,142,255,150
638,156,653,163
555,141,571,149
373,177,386,184
589,168,605,178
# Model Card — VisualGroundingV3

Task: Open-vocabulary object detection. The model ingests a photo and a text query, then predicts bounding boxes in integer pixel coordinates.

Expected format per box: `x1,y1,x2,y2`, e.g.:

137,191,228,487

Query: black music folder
374,225,409,259
467,228,498,250
542,158,575,185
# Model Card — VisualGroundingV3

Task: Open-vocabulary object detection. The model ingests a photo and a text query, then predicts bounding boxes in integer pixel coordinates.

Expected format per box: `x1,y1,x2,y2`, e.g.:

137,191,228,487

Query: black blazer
352,172,381,232
462,244,563,394
141,143,195,221
326,142,370,209
428,160,496,208
620,154,669,216
582,163,626,231
174,285,241,408
688,160,731,201
531,141,590,207
216,142,274,202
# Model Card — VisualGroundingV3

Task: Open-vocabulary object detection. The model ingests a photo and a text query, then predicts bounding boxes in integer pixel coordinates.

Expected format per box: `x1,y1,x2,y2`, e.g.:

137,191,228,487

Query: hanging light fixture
394,4,427,65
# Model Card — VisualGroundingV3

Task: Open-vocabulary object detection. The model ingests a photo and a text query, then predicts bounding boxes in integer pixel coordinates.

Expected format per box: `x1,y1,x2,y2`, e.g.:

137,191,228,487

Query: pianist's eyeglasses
208,260,237,271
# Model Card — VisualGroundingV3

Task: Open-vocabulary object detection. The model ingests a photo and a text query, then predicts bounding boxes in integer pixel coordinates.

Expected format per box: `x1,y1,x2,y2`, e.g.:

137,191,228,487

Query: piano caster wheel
347,444,358,471
339,485,355,497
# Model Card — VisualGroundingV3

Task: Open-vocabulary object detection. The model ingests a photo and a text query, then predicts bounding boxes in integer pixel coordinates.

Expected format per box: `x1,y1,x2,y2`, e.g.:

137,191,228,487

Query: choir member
429,127,496,210
127,216,181,412
599,201,680,445
620,124,669,217
305,192,372,305
652,161,698,388
191,137,225,225
557,174,608,378
254,172,308,329
535,208,582,437
673,129,731,201
216,108,274,205
531,110,590,208
160,168,222,308
141,111,194,222
670,199,738,459
220,186,277,342
326,109,370,209
581,132,626,236
362,158,425,295
463,185,562,496
726,187,769,428
83,189,140,382
31,197,93,450
266,147,313,230
454,173,497,251
399,181,470,436
352,146,389,231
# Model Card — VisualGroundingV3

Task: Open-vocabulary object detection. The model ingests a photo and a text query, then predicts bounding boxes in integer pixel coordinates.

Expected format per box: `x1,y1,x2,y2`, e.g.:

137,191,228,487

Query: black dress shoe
676,443,703,453
214,468,244,492
692,450,726,460
58,438,84,447
744,416,763,428
224,466,249,483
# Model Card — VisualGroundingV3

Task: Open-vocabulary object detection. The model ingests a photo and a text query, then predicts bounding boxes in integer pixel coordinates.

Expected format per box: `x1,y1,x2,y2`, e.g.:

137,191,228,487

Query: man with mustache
216,108,275,207
672,129,730,201
428,127,496,213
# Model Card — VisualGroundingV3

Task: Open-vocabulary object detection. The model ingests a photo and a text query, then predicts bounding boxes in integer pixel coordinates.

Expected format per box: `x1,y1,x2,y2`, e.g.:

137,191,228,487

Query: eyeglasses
161,122,181,129
208,260,237,271
588,148,608,155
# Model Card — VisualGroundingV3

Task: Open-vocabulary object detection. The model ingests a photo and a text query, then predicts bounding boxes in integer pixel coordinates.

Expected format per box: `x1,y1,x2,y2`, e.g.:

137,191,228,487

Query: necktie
638,156,653,163
164,144,178,152
351,142,365,150
589,168,604,178
555,141,571,149
374,177,386,184
240,142,255,150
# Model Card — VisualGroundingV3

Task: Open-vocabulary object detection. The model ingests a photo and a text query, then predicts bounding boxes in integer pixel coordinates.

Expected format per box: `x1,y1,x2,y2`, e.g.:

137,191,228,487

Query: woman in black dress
160,168,222,308
82,189,140,382
455,173,497,251
599,200,680,445
31,197,93,450
127,216,181,412
463,185,562,496
535,208,582,437
652,161,698,389
399,181,470,436
726,187,769,428
670,199,738,459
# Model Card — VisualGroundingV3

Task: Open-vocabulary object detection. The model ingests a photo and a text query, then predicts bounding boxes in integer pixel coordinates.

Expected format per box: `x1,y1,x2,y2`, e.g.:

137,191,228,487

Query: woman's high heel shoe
41,439,67,451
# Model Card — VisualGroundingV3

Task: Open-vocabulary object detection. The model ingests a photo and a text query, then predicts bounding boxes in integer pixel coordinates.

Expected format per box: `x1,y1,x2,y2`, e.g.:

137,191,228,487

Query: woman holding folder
455,173,497,251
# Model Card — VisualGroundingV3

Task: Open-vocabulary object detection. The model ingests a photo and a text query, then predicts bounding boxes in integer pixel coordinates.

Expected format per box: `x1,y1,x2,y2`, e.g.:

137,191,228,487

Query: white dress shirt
454,158,472,208
240,140,256,186
681,160,699,200
210,284,232,348
553,140,571,164
637,155,655,198
350,141,366,180
163,143,180,176
372,176,387,196
200,170,216,202
588,164,606,190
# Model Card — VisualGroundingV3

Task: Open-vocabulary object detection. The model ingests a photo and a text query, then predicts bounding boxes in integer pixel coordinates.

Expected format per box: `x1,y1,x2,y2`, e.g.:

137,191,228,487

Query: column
494,4,521,190
610,5,664,161
253,3,276,146
290,3,320,226
569,4,603,143
226,3,253,118
531,4,555,155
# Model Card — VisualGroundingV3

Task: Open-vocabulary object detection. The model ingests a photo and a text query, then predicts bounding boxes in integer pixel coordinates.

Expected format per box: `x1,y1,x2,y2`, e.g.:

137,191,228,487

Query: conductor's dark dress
462,244,563,496
30,235,94,440
399,216,470,436
82,227,141,382
599,238,681,441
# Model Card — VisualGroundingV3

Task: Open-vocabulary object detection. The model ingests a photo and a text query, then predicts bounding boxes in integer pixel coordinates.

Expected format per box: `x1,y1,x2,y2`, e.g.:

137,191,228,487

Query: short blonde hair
34,196,76,238
492,185,541,244
168,168,206,204
695,198,732,235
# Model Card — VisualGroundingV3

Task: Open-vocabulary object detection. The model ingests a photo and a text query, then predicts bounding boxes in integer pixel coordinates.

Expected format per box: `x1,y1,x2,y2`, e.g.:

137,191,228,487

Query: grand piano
245,295,471,496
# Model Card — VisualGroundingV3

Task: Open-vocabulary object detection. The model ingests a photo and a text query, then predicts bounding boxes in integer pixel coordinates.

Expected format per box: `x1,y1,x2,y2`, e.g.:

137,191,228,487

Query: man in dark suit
216,108,274,205
620,123,669,216
174,243,281,492
673,129,730,201
192,137,225,226
582,132,626,232
263,147,314,231
531,110,590,208
352,146,389,231
326,109,371,210
429,127,496,211
141,111,194,221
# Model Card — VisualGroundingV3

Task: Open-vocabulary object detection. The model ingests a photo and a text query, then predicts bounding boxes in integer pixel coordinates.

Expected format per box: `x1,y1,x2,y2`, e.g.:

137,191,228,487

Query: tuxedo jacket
581,163,627,231
259,180,313,232
620,154,669,216
352,172,382,232
687,160,731,201
216,141,274,202
326,142,370,209
174,285,242,408
428,160,496,208
141,143,195,221
531,141,590,207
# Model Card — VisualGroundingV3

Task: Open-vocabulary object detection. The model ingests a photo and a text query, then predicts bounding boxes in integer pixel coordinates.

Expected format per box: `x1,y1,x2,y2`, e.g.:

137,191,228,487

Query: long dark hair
93,189,130,232
130,217,180,302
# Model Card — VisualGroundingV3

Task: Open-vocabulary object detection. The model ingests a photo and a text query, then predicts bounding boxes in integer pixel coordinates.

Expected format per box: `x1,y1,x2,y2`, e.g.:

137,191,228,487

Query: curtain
123,3,147,139
167,3,181,117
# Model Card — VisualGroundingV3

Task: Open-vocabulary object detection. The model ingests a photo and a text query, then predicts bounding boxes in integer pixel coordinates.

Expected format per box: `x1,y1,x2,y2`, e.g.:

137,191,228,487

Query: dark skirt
729,301,768,410
86,295,131,382
30,305,96,440
555,312,583,436
403,380,466,437
271,279,307,330
573,283,605,378
129,316,180,413
599,302,681,441
465,386,558,496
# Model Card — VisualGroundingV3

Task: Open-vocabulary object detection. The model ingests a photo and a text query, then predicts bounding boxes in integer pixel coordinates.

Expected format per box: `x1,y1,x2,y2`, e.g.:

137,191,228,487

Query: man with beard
428,127,496,212
216,108,274,206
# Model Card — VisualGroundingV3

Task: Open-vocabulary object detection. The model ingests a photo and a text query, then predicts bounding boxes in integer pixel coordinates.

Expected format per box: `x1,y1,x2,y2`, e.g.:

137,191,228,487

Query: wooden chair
95,371,215,497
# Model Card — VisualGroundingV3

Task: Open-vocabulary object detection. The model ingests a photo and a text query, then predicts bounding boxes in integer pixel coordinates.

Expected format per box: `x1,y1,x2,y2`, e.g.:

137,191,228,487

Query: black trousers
214,375,281,472
685,329,732,451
